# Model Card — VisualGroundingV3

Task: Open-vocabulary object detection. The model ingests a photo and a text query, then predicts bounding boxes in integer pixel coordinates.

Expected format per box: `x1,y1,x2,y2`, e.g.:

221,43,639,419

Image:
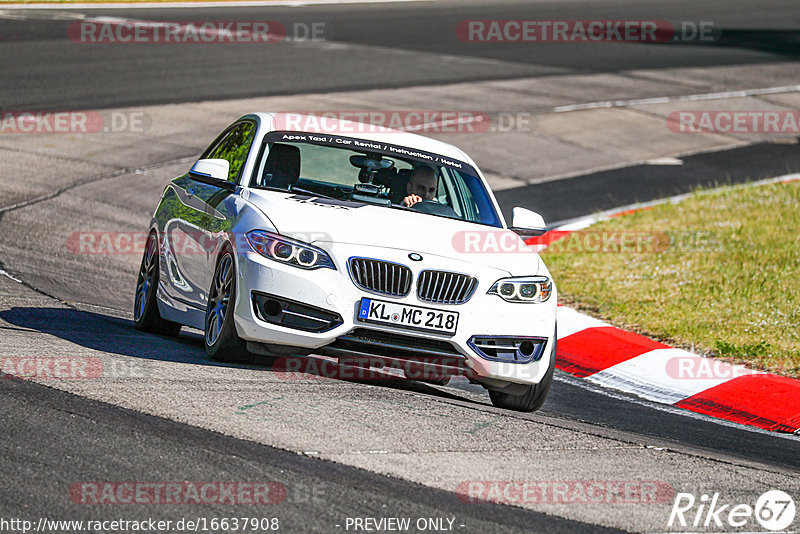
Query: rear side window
204,122,257,182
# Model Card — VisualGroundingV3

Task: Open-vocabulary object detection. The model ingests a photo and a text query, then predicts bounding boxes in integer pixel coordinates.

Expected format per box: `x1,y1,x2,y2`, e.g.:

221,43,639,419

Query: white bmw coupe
134,113,557,411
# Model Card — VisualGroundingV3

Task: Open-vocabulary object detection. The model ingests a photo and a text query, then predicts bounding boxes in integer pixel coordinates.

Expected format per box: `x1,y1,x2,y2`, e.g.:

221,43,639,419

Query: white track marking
0,269,23,283
0,8,88,19
643,156,683,165
553,84,800,113
84,15,287,41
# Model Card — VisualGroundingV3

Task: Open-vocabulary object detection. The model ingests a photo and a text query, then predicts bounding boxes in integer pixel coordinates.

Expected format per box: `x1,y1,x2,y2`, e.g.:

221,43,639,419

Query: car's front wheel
205,249,253,364
488,331,556,412
133,232,182,337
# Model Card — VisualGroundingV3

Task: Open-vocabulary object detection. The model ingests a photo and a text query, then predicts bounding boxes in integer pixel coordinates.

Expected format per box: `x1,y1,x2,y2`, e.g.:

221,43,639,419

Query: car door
167,120,257,310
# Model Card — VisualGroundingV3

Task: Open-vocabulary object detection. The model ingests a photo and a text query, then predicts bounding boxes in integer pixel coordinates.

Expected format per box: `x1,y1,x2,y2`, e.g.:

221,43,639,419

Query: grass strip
543,180,800,377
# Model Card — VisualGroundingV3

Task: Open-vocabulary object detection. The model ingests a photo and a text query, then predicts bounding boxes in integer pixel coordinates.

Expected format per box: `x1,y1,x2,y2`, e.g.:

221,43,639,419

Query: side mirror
510,207,547,237
189,159,235,191
190,159,230,182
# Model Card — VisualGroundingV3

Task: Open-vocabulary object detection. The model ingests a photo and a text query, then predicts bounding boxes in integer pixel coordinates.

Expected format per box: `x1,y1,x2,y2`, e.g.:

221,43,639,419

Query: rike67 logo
668,490,796,531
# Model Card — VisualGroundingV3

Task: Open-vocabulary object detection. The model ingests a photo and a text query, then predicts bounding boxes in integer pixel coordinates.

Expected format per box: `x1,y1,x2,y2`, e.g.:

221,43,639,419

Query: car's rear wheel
488,331,556,412
205,249,253,364
133,232,182,337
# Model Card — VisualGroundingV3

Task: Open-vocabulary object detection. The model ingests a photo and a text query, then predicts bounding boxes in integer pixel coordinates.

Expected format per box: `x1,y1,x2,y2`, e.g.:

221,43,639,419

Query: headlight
246,230,336,270
488,276,552,303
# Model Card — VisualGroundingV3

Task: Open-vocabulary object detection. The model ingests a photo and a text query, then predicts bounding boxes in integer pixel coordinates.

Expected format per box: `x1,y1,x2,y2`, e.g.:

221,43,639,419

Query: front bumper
233,245,557,386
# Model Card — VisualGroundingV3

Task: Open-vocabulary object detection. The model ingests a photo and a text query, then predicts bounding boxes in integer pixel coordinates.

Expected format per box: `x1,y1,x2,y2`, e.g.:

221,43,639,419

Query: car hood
245,190,542,275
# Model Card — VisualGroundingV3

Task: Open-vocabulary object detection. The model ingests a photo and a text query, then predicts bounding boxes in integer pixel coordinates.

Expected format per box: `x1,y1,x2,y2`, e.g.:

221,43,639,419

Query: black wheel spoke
134,236,158,322
206,253,234,347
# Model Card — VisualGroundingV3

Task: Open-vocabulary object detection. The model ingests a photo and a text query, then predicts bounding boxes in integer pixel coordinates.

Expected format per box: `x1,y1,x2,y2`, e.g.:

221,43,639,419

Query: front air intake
468,336,547,363
417,270,477,304
252,292,342,333
348,258,412,297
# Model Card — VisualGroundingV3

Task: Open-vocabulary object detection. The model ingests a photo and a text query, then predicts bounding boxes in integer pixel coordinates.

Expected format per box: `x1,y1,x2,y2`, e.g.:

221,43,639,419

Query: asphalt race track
1,0,800,110
1,0,800,532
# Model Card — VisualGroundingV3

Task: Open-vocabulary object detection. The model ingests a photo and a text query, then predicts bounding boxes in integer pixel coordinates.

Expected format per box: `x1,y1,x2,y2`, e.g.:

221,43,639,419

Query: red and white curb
534,173,800,434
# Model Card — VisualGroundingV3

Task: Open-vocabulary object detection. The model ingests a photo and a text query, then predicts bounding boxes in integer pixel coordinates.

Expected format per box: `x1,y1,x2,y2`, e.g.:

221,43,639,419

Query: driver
402,165,437,207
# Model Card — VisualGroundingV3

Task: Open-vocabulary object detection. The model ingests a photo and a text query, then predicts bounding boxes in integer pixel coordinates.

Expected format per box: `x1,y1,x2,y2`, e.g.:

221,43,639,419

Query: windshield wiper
289,187,337,200
258,185,337,200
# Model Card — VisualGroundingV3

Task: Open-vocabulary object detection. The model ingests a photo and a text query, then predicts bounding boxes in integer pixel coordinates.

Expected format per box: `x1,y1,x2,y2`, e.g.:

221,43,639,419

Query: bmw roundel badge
408,253,423,261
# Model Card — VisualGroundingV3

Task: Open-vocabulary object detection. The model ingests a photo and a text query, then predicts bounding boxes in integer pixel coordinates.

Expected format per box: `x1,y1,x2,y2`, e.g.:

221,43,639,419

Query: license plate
357,298,459,336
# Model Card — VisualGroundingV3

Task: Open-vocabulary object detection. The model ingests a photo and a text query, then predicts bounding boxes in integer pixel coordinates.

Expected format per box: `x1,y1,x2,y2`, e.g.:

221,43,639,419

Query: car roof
249,112,481,170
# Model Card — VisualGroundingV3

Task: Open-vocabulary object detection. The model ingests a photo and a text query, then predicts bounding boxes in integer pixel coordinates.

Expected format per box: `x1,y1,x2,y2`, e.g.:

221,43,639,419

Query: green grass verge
543,180,800,378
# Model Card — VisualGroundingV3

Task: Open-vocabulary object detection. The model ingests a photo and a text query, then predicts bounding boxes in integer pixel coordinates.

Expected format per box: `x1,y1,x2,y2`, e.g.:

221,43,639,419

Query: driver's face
408,169,437,200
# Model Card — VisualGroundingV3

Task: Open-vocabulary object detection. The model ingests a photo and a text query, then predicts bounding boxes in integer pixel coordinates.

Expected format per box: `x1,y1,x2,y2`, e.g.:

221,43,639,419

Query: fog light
263,299,282,317
518,340,535,357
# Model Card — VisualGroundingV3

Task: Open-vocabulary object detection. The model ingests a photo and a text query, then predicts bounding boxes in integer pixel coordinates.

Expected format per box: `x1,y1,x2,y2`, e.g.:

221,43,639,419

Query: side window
204,122,257,183
438,169,461,216
435,175,450,206
443,168,479,222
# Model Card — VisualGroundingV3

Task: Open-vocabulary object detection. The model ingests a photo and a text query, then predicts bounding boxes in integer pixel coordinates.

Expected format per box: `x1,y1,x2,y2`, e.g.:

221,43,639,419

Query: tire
133,232,182,337
488,330,556,412
205,249,253,364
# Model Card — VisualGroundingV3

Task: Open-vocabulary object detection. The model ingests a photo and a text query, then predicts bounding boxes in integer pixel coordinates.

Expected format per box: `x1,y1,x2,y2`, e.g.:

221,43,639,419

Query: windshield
250,132,502,228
